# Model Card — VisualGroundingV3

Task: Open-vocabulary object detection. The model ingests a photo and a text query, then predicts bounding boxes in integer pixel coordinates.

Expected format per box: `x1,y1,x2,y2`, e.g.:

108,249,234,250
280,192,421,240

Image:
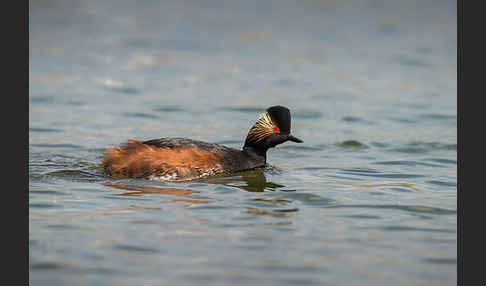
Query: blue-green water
29,0,457,285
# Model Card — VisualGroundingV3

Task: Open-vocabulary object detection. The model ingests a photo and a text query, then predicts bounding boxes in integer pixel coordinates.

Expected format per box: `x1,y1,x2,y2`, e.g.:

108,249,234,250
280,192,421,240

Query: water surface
30,0,456,285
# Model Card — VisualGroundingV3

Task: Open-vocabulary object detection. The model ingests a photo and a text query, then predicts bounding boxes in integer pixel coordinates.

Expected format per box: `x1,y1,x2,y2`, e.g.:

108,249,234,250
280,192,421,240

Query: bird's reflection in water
199,168,291,193
201,169,298,217
106,183,211,205
105,168,296,215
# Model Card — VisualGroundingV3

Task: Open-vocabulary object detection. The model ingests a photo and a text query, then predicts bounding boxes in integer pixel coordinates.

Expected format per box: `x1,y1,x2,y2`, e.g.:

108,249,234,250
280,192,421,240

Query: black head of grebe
243,105,303,156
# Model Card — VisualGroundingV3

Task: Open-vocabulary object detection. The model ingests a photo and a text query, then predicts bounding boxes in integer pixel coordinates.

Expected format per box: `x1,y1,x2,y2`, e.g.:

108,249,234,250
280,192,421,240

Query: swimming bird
101,105,303,181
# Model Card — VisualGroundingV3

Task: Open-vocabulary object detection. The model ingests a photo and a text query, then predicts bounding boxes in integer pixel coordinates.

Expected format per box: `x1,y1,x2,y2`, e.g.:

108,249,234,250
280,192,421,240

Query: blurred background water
29,0,457,285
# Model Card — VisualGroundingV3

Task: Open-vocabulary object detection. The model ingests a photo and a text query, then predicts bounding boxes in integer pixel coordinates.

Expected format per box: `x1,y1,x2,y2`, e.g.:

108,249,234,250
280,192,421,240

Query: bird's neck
242,146,267,162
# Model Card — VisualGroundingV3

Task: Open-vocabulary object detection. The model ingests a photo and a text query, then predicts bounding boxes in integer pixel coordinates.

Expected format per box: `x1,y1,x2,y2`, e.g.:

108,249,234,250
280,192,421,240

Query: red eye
274,128,280,133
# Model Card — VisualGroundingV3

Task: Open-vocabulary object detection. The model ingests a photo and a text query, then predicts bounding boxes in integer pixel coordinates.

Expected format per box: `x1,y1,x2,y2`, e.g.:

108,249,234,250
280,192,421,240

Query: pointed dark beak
288,135,303,143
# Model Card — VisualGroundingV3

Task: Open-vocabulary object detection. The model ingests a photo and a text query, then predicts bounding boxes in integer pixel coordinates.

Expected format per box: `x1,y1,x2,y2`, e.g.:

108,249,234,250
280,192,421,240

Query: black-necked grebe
101,105,303,181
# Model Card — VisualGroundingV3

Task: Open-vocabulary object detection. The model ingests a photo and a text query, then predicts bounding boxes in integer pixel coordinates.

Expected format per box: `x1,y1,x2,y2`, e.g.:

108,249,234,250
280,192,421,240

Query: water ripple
123,112,158,119
426,180,456,188
328,204,455,215
220,106,265,113
425,158,457,165
373,160,442,167
379,226,455,233
113,244,163,254
153,106,186,112
277,192,333,206
279,145,322,151
247,207,294,218
292,109,324,119
46,170,106,183
336,140,369,149
340,168,424,179
104,86,140,94
29,127,62,133
393,142,457,154
30,202,59,209
31,144,83,149
341,116,374,125
30,262,117,274
420,113,456,120
423,257,457,264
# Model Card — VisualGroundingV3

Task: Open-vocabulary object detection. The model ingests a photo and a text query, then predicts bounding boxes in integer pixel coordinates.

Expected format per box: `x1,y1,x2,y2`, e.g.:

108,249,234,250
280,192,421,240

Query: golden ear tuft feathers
246,112,279,143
